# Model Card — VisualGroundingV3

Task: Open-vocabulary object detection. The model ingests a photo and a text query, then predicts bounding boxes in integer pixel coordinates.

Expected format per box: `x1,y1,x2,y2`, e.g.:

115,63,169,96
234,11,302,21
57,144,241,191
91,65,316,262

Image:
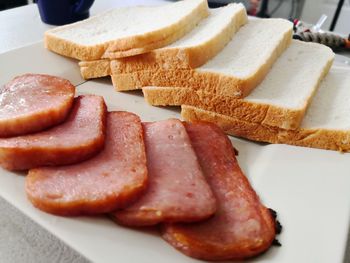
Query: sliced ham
26,112,148,216
163,122,277,261
112,119,216,226
0,95,106,171
0,74,75,137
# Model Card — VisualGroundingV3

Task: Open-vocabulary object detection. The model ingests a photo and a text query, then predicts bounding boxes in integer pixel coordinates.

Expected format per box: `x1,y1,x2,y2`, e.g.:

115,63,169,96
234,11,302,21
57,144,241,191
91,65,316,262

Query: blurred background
211,0,349,35
0,0,349,34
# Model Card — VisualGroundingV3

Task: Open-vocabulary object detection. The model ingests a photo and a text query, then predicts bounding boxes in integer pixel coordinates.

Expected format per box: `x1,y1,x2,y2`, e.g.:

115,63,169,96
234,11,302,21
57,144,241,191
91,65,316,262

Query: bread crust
102,7,208,60
142,53,333,131
110,27,292,98
78,4,248,79
45,0,209,61
112,69,246,97
143,87,302,129
79,60,110,79
181,105,350,152
110,5,248,72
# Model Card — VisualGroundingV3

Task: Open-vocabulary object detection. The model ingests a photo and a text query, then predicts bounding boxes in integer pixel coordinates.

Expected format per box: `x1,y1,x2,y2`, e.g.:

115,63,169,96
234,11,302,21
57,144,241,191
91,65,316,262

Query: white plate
0,43,350,263
334,53,350,68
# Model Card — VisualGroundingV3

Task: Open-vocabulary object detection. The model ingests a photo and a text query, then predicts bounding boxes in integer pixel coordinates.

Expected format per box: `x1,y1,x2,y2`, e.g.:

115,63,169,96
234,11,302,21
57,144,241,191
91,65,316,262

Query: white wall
268,0,304,19
301,0,350,35
266,0,349,35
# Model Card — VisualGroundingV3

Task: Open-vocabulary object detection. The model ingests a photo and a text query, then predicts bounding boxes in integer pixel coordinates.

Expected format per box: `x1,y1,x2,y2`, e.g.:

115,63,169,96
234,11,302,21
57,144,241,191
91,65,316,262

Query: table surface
0,2,349,263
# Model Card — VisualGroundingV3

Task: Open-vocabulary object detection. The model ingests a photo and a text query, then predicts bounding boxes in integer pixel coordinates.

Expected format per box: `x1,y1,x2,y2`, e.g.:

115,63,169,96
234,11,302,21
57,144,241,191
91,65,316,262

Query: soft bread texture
111,19,293,98
79,4,248,79
181,67,350,152
45,0,209,60
111,4,248,72
143,40,334,130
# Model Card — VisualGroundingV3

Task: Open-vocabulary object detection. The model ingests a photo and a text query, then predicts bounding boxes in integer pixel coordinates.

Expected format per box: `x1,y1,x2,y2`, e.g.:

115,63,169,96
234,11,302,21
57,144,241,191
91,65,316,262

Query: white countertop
0,2,349,263
0,0,165,54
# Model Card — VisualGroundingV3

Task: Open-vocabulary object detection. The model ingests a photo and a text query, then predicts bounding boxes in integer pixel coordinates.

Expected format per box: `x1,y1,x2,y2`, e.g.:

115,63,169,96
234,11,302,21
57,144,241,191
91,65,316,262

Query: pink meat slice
26,112,148,216
112,119,216,226
162,122,277,260
0,74,75,137
0,95,106,171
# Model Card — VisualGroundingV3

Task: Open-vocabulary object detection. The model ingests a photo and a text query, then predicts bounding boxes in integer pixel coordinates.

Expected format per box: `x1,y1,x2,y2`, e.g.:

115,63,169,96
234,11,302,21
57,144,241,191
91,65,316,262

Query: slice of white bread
111,18,293,98
143,40,334,130
45,0,208,61
181,67,350,152
79,3,248,79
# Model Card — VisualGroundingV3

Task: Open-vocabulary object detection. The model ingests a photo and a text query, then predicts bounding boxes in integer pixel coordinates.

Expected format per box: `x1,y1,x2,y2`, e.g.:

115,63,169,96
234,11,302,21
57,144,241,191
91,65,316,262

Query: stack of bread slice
181,66,350,152
45,0,209,60
45,0,350,152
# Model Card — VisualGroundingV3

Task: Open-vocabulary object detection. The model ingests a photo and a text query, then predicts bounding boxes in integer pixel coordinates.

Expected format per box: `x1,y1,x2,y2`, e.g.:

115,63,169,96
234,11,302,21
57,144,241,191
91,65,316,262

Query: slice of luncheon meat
163,122,277,261
0,95,106,171
0,74,75,137
26,112,148,216
112,119,216,226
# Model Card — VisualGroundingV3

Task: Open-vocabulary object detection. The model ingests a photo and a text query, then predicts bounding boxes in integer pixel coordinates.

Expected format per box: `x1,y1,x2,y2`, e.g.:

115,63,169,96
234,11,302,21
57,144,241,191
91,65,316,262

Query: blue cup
37,0,95,25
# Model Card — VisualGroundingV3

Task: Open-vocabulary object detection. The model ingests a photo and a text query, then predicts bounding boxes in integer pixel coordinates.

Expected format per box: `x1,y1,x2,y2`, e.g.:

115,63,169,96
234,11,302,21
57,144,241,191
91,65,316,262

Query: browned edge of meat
0,74,75,137
25,111,148,216
162,121,278,261
0,95,107,171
